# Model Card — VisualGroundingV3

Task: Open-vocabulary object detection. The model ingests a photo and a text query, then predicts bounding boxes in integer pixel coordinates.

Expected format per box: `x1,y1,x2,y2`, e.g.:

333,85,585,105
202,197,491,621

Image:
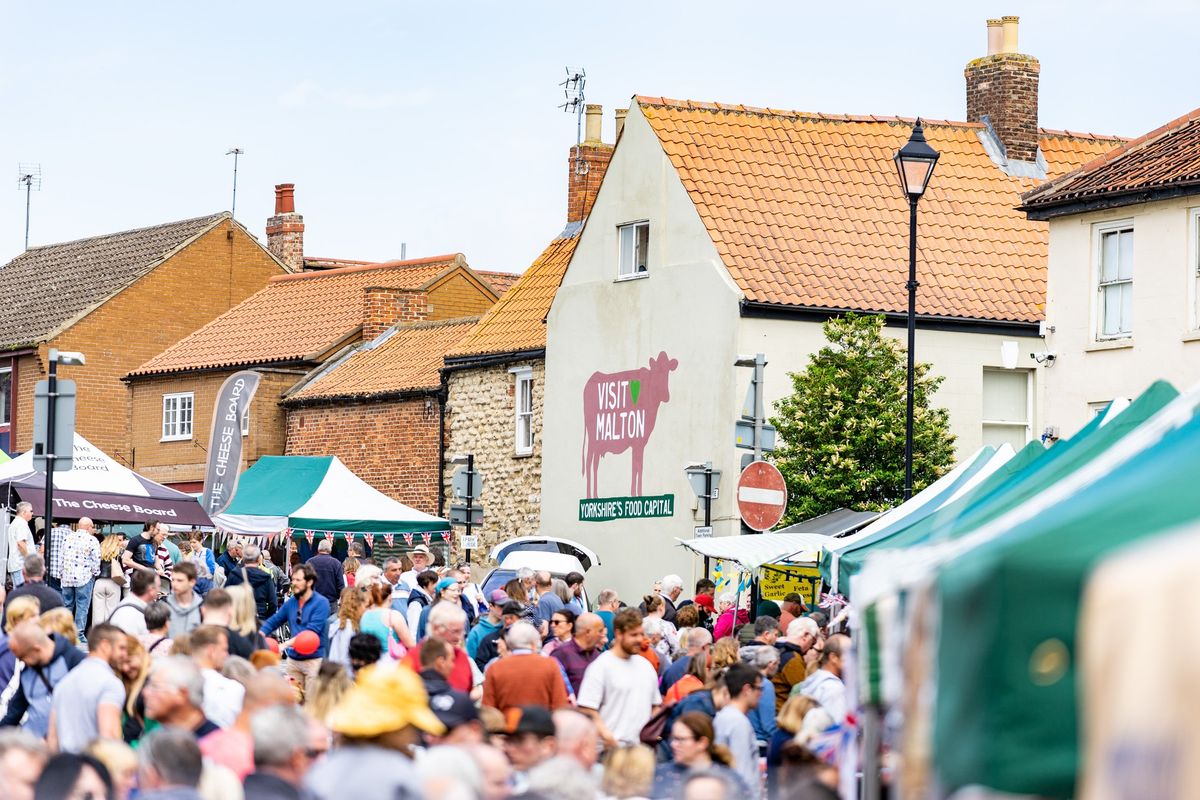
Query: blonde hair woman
86,738,139,800
227,584,260,639
118,635,152,743
303,660,353,726
5,595,40,633
92,532,129,623
39,607,78,644
601,744,657,799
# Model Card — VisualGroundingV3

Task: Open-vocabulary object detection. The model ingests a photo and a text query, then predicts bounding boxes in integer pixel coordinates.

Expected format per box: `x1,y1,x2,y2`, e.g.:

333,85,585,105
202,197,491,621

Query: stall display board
759,562,821,606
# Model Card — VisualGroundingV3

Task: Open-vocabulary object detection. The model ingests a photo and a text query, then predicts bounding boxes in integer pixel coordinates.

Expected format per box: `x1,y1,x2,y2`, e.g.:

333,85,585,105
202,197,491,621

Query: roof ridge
401,316,481,330
22,212,228,252
635,95,1128,143
270,253,462,282
1024,106,1200,205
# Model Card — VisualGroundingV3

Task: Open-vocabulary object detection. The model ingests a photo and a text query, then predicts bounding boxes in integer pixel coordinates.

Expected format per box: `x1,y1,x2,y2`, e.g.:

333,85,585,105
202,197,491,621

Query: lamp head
894,119,940,199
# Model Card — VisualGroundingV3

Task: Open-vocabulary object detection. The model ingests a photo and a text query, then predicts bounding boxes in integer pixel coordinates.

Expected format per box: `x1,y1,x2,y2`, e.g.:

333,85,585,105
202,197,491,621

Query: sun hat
411,545,432,557
331,663,445,738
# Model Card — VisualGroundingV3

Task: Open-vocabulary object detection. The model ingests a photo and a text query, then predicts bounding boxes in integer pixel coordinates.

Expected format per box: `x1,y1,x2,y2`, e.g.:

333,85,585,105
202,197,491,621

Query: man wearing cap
778,592,807,634
399,545,433,590
474,600,523,671
467,590,509,661
502,705,557,794
419,638,483,746
304,663,444,800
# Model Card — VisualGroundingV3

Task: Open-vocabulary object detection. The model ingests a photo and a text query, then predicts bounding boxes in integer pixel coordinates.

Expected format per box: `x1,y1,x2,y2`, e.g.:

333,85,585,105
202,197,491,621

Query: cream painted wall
740,317,1046,457
1043,196,1200,438
543,103,743,598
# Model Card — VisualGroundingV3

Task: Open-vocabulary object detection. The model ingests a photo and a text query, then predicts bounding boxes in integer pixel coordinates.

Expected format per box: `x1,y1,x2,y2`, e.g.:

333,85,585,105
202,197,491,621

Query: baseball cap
331,663,445,737
504,705,555,737
694,594,716,613
411,545,432,557
429,690,479,729
501,600,524,616
489,590,511,606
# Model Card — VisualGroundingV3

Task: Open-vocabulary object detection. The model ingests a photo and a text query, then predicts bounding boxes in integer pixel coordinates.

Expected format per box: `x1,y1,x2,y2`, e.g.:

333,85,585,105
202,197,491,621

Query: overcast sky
1,1,1195,273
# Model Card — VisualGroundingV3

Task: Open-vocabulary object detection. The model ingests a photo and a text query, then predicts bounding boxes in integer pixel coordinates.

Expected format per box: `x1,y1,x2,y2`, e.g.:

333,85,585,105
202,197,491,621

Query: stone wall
444,359,544,565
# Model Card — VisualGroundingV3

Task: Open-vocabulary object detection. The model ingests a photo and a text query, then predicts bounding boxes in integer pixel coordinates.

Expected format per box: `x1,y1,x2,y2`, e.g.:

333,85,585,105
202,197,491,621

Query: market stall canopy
677,533,831,571
0,434,210,526
213,455,449,535
775,508,881,537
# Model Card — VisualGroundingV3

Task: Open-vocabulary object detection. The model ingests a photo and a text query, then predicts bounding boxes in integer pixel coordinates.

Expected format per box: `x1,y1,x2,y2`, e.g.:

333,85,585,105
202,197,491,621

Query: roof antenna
559,68,587,176
16,164,41,250
225,148,243,219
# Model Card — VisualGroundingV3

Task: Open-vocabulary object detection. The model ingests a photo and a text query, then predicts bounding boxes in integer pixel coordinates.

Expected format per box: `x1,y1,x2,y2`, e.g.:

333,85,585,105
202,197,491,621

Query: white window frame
981,368,1033,448
1189,208,1200,331
161,392,194,442
1093,219,1134,341
511,367,534,456
617,220,650,280
0,367,11,427
241,406,250,437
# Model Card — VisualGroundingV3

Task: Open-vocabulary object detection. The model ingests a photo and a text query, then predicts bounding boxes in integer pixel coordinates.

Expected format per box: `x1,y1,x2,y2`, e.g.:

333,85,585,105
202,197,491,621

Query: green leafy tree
769,313,956,524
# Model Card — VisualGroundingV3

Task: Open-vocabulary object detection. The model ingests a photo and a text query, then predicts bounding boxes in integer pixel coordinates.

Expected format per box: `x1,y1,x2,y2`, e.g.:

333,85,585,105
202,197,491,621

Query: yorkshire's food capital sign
579,352,678,522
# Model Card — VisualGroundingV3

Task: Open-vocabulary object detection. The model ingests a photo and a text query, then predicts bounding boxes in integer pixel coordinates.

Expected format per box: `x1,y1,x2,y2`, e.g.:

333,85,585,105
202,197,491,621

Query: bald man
60,518,101,644
551,611,606,694
0,620,86,737
200,669,298,780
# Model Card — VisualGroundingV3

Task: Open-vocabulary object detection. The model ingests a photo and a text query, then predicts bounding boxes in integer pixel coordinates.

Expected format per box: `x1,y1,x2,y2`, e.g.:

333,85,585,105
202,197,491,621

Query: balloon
265,636,280,654
292,630,320,657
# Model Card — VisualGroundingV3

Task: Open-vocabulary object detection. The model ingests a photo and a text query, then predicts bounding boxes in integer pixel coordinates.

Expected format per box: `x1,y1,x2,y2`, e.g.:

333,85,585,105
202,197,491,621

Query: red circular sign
737,461,788,531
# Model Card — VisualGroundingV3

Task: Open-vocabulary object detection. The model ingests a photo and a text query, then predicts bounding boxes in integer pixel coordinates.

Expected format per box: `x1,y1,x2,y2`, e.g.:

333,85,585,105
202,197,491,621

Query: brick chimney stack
362,287,428,340
566,104,615,224
266,183,305,272
964,15,1041,163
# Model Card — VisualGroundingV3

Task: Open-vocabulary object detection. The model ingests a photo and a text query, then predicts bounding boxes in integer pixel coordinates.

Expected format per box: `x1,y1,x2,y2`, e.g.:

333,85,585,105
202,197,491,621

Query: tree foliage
769,314,956,525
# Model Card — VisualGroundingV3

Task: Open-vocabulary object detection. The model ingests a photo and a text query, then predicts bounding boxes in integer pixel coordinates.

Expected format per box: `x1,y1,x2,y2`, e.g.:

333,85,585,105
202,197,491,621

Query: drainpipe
437,367,449,518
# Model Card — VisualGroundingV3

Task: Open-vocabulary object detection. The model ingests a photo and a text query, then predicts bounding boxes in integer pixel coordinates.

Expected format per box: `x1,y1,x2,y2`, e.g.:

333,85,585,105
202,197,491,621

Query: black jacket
225,566,278,620
0,633,85,728
306,554,344,606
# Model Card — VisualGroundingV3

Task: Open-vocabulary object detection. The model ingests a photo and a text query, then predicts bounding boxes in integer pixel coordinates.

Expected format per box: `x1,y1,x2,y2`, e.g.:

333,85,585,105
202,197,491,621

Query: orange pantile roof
476,270,521,296
636,97,1125,323
131,254,466,376
446,230,580,359
1022,107,1200,215
288,318,477,401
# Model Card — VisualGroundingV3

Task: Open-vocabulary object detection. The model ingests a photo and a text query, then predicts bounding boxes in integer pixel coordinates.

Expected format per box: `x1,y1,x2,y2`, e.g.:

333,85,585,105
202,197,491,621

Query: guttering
442,347,546,371
1021,182,1200,221
739,300,1041,337
123,359,315,383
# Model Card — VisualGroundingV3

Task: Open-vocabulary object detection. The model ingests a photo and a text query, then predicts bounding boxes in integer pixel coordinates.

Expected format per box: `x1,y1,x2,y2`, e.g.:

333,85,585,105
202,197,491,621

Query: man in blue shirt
261,563,329,701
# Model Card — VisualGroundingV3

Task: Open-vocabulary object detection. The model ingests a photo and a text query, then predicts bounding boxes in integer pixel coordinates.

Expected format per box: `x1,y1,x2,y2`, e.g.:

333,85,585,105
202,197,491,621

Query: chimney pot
986,19,1003,56
615,108,628,140
1001,15,1019,54
275,183,296,215
584,104,603,145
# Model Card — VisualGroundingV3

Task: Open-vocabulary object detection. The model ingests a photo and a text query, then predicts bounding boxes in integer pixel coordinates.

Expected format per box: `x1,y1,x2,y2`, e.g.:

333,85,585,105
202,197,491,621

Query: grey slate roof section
0,213,228,350
776,508,881,537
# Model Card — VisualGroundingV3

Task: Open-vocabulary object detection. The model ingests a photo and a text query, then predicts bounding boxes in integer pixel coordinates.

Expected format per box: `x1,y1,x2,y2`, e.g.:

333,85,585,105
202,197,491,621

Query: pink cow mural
581,352,679,498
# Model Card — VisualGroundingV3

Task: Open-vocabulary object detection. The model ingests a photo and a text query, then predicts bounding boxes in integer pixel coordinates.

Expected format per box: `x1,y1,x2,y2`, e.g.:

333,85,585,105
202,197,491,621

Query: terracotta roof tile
476,270,521,297
0,213,230,349
446,231,580,359
1022,107,1200,211
636,97,1124,323
289,318,477,401
131,254,466,376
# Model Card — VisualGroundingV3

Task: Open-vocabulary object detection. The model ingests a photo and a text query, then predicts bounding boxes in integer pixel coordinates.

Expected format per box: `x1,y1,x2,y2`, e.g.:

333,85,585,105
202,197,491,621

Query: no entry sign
737,461,788,531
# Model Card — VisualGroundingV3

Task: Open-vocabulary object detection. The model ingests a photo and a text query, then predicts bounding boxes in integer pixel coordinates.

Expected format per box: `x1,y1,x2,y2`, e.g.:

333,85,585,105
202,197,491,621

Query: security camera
1030,352,1057,366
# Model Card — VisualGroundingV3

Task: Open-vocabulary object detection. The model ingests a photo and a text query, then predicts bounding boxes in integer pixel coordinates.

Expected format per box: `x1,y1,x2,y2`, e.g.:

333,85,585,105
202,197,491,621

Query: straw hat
331,663,445,738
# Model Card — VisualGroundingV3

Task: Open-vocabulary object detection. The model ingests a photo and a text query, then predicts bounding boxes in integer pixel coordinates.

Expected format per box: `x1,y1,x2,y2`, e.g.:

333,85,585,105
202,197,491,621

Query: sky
0,1,1196,274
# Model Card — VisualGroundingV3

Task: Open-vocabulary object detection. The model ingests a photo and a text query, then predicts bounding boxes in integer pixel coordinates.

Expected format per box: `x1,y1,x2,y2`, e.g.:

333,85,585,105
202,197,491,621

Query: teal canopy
214,455,450,535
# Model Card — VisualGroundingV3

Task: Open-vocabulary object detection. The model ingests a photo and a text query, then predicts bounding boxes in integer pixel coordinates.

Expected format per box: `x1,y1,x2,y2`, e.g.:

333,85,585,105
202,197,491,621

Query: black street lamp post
893,120,939,500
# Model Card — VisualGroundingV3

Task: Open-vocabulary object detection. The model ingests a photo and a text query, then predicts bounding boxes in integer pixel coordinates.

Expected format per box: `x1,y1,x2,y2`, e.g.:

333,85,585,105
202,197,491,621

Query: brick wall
363,288,428,340
128,369,298,486
286,396,443,514
567,143,614,223
427,273,498,321
965,53,1041,163
11,220,287,459
444,360,544,566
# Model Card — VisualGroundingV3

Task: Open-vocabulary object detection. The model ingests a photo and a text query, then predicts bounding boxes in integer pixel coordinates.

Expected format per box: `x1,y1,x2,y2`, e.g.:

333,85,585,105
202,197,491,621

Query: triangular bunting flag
383,534,395,548
366,532,375,549
304,530,314,547
421,532,432,547
403,533,414,548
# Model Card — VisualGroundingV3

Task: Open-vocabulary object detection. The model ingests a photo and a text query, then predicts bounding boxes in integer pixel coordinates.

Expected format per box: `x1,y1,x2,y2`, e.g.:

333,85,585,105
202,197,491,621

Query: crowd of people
0,511,850,799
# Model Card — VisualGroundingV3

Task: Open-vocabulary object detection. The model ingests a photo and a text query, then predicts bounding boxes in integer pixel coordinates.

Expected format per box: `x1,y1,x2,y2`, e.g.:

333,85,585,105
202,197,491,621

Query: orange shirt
637,642,660,673
481,653,569,713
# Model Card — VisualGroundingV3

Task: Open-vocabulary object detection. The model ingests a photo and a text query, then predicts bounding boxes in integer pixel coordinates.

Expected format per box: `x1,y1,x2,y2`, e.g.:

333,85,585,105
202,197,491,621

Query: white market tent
213,455,449,538
676,532,831,571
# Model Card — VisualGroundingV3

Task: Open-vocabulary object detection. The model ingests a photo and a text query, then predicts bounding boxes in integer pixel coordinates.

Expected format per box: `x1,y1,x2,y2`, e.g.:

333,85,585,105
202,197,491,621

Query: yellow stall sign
759,563,821,607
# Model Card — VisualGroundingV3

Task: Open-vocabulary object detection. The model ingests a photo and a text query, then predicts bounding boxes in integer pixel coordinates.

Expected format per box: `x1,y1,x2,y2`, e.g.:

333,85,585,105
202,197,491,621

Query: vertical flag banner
201,371,261,516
